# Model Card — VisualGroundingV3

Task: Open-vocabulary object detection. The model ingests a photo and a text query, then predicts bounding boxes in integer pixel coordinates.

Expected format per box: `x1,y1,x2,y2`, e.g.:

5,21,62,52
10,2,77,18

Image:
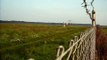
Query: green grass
101,26,107,35
0,23,88,60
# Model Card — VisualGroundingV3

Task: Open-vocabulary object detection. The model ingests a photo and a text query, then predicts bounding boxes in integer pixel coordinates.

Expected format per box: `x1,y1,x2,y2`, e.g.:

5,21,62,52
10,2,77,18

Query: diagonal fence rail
56,28,96,60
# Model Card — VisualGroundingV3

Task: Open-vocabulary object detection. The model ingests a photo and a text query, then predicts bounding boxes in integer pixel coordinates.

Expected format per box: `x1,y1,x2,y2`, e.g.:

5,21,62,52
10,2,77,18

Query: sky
0,0,107,25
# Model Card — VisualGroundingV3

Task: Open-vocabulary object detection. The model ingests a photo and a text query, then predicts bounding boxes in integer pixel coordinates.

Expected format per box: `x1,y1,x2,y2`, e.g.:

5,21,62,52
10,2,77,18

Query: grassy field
0,23,88,60
102,27,107,35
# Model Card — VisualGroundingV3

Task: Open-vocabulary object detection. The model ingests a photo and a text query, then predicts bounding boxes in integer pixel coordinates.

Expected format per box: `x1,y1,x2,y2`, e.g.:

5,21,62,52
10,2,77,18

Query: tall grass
0,23,88,60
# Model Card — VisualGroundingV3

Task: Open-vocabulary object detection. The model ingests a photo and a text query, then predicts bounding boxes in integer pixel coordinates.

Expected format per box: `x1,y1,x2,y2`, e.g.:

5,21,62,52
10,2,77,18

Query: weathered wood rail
56,28,96,60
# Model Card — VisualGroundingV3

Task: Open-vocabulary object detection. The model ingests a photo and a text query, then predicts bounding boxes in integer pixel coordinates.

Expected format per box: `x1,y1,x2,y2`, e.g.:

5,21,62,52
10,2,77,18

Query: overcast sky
0,0,107,25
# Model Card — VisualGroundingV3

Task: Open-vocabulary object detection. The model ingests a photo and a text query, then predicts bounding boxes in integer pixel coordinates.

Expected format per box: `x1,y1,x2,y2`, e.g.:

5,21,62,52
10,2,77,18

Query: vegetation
96,26,107,60
0,23,88,60
102,26,107,35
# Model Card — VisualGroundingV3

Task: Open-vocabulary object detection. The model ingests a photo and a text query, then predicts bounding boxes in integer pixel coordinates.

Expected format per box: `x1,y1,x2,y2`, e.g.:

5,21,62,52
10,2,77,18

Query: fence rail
56,28,96,60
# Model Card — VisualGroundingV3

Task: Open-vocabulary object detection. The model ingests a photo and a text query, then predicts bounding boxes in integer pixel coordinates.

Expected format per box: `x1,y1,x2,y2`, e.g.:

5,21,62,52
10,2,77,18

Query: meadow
0,23,88,60
102,26,107,35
